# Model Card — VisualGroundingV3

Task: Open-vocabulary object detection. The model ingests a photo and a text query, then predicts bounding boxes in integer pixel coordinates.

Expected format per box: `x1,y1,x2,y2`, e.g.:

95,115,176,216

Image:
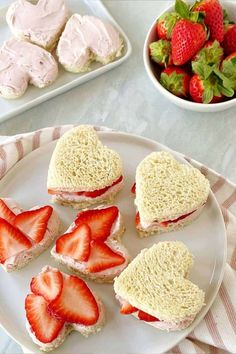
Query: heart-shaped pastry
25,266,105,351
57,14,123,73
47,125,124,209
114,241,205,331
0,38,58,99
51,206,129,283
134,151,210,237
6,0,68,50
0,198,60,272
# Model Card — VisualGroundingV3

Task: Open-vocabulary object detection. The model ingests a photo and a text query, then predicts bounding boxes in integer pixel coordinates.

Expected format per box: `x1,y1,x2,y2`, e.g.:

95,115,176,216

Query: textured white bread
114,241,205,324
135,152,210,225
26,266,105,352
47,125,123,193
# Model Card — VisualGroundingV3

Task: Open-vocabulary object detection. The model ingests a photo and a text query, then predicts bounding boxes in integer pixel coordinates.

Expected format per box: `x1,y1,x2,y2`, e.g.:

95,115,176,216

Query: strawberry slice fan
0,198,58,271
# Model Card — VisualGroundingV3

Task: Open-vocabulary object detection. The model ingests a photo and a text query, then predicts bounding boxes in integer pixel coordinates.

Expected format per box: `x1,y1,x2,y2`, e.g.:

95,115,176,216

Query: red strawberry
120,301,137,314
223,25,236,56
221,52,236,90
86,240,125,273
75,206,118,242
157,12,180,39
189,74,223,103
160,66,191,97
56,224,91,262
0,218,32,263
25,294,64,343
131,183,136,194
138,310,160,322
48,275,99,325
193,0,224,42
192,40,223,68
0,199,15,225
14,206,53,243
172,19,206,65
149,40,173,67
135,212,140,226
30,269,63,302
78,175,123,198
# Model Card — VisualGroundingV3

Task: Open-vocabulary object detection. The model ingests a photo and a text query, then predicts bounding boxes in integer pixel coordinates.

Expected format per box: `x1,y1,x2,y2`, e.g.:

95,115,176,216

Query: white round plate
0,131,226,354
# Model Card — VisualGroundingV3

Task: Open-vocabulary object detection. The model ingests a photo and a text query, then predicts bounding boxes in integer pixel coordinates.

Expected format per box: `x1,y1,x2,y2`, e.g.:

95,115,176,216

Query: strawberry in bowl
143,0,236,112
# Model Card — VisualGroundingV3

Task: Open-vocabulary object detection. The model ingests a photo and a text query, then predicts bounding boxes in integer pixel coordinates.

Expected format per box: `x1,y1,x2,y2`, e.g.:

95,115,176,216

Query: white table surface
0,0,235,352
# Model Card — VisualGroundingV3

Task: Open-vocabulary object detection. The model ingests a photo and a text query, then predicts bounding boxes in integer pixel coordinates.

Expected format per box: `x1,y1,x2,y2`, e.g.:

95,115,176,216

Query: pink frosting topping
0,38,58,98
6,0,68,48
57,14,122,70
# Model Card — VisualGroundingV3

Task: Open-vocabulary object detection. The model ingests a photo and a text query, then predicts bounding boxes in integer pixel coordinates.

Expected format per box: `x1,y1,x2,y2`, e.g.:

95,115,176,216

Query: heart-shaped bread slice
0,198,60,272
25,266,105,351
6,0,68,51
47,125,124,209
51,206,129,283
114,241,205,331
57,14,123,73
135,152,210,237
0,38,58,99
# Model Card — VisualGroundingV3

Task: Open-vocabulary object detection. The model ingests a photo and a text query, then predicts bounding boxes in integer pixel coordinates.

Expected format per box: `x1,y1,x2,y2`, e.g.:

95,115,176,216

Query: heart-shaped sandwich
57,14,123,73
6,0,68,51
25,266,105,351
0,198,60,272
114,241,205,331
134,152,210,237
47,125,124,209
51,206,129,282
0,38,58,99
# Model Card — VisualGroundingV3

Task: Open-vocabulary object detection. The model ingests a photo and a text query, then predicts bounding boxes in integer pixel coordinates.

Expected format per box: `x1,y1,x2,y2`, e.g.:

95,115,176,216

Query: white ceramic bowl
143,1,236,112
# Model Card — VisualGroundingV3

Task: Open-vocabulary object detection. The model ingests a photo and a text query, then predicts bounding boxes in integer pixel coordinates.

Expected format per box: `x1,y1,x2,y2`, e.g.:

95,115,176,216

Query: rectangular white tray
0,0,132,124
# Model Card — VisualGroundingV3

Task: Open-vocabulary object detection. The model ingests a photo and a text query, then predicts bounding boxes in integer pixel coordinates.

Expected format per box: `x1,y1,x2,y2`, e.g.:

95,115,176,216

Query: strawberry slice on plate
25,294,64,344
138,310,160,322
86,240,125,273
56,224,91,262
14,206,53,243
120,301,137,314
48,275,99,325
0,199,15,225
75,206,119,241
0,218,32,263
30,269,63,302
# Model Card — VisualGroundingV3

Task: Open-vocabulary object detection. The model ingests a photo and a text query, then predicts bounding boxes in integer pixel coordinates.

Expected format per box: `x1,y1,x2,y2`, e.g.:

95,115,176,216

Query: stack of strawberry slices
149,0,236,104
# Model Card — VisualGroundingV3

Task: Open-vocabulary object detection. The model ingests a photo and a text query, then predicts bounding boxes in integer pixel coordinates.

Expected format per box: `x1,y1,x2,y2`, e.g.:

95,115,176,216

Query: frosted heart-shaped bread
57,14,123,73
114,241,205,323
135,152,210,224
0,38,58,99
6,0,68,50
47,125,123,193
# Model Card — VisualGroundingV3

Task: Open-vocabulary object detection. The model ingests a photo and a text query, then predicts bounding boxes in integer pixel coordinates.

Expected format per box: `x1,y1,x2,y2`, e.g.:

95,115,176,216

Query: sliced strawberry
82,175,123,198
0,199,15,224
0,218,32,263
25,294,64,343
48,275,99,325
160,209,196,227
131,183,136,194
56,224,91,262
120,301,137,314
14,206,53,243
30,269,63,302
138,310,160,322
75,206,118,242
135,212,140,226
86,240,125,273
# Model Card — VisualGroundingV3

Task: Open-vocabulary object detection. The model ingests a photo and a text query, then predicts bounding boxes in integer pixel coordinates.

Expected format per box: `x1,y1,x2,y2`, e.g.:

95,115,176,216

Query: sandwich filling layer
48,175,123,201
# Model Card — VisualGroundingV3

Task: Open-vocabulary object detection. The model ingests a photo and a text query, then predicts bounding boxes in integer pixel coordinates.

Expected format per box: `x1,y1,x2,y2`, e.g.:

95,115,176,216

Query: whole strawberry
223,24,236,56
157,12,180,39
221,52,236,90
160,66,190,97
172,19,207,65
192,40,223,68
192,0,224,42
149,40,173,67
